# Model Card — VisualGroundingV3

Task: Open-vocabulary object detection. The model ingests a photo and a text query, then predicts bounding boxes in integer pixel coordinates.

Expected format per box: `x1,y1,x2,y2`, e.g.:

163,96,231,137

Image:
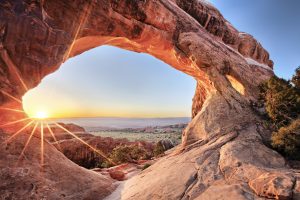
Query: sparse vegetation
142,163,151,170
292,66,300,90
153,142,165,157
109,145,151,165
100,141,170,168
100,160,114,168
59,124,185,169
259,76,300,128
91,131,182,145
259,67,300,160
272,119,300,160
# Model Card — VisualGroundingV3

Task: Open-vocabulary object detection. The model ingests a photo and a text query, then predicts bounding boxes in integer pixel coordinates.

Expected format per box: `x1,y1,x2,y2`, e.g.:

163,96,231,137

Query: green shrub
109,145,149,165
100,160,114,168
258,68,300,161
153,142,165,157
292,66,300,90
142,163,151,170
259,76,300,128
130,145,150,160
272,119,300,160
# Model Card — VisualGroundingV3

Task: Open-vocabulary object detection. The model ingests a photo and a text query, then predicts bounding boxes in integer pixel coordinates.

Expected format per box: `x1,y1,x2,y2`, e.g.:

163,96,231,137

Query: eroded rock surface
0,0,298,199
55,135,154,169
0,130,115,200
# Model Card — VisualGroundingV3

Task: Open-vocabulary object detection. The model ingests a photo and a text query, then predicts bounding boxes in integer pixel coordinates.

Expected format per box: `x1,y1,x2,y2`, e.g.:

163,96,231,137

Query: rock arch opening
22,45,196,120
19,45,195,170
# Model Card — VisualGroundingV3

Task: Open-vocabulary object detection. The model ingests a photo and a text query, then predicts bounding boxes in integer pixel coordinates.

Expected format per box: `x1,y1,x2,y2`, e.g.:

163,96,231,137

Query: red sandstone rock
0,131,115,199
249,172,295,199
56,135,154,169
109,170,126,181
293,176,300,200
47,123,86,133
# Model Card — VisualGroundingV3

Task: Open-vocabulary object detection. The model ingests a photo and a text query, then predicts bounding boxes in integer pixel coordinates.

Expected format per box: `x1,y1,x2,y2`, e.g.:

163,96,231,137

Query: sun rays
53,122,116,165
0,107,25,113
40,121,44,167
0,117,31,128
3,120,35,144
0,3,113,169
18,122,39,160
62,0,94,62
1,89,115,169
14,119,116,168
46,123,62,151
0,47,28,92
1,90,23,104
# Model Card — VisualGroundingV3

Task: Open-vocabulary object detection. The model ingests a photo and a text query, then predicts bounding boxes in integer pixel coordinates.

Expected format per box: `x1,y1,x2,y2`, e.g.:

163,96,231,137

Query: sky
23,1,300,119
210,0,300,79
22,46,196,118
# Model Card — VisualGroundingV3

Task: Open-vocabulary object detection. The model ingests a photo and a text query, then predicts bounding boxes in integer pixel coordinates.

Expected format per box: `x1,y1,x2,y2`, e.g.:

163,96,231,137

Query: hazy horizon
45,116,192,120
47,116,191,130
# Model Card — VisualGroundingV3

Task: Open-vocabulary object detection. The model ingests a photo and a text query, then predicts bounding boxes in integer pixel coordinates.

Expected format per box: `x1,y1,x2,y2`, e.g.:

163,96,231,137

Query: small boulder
249,172,295,199
109,170,125,181
159,139,174,151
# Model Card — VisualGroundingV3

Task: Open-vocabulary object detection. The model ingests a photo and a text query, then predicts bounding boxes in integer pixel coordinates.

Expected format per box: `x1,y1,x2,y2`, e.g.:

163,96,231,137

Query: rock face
0,129,116,200
41,123,155,169
0,0,298,199
157,139,175,151
56,135,154,169
48,123,86,133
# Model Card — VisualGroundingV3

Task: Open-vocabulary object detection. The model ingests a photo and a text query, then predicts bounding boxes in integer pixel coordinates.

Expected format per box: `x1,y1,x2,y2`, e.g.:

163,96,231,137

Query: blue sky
211,0,300,79
23,1,299,118
23,47,196,118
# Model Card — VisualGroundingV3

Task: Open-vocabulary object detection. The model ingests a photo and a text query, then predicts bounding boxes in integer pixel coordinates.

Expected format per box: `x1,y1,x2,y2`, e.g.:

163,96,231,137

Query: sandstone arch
0,0,299,199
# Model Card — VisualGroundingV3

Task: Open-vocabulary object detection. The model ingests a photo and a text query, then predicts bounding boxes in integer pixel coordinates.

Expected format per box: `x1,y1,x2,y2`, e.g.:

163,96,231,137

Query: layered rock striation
0,0,298,199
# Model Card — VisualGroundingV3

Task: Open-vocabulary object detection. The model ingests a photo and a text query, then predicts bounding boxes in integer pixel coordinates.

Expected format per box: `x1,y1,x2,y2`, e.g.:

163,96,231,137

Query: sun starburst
40,121,44,168
33,111,48,119
0,107,25,113
53,122,116,165
0,90,115,169
3,120,34,144
1,90,22,104
0,7,113,168
0,117,31,128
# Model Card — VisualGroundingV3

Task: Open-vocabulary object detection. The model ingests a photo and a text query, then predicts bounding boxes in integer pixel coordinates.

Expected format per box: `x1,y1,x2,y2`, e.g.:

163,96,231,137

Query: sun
33,111,49,119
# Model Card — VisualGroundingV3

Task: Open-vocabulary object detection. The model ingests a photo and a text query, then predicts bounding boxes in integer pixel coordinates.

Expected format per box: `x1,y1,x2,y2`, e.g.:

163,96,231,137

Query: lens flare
19,122,39,160
3,120,34,144
40,121,44,168
0,107,25,113
1,90,22,104
46,123,62,151
0,117,31,128
1,90,113,170
53,122,116,165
